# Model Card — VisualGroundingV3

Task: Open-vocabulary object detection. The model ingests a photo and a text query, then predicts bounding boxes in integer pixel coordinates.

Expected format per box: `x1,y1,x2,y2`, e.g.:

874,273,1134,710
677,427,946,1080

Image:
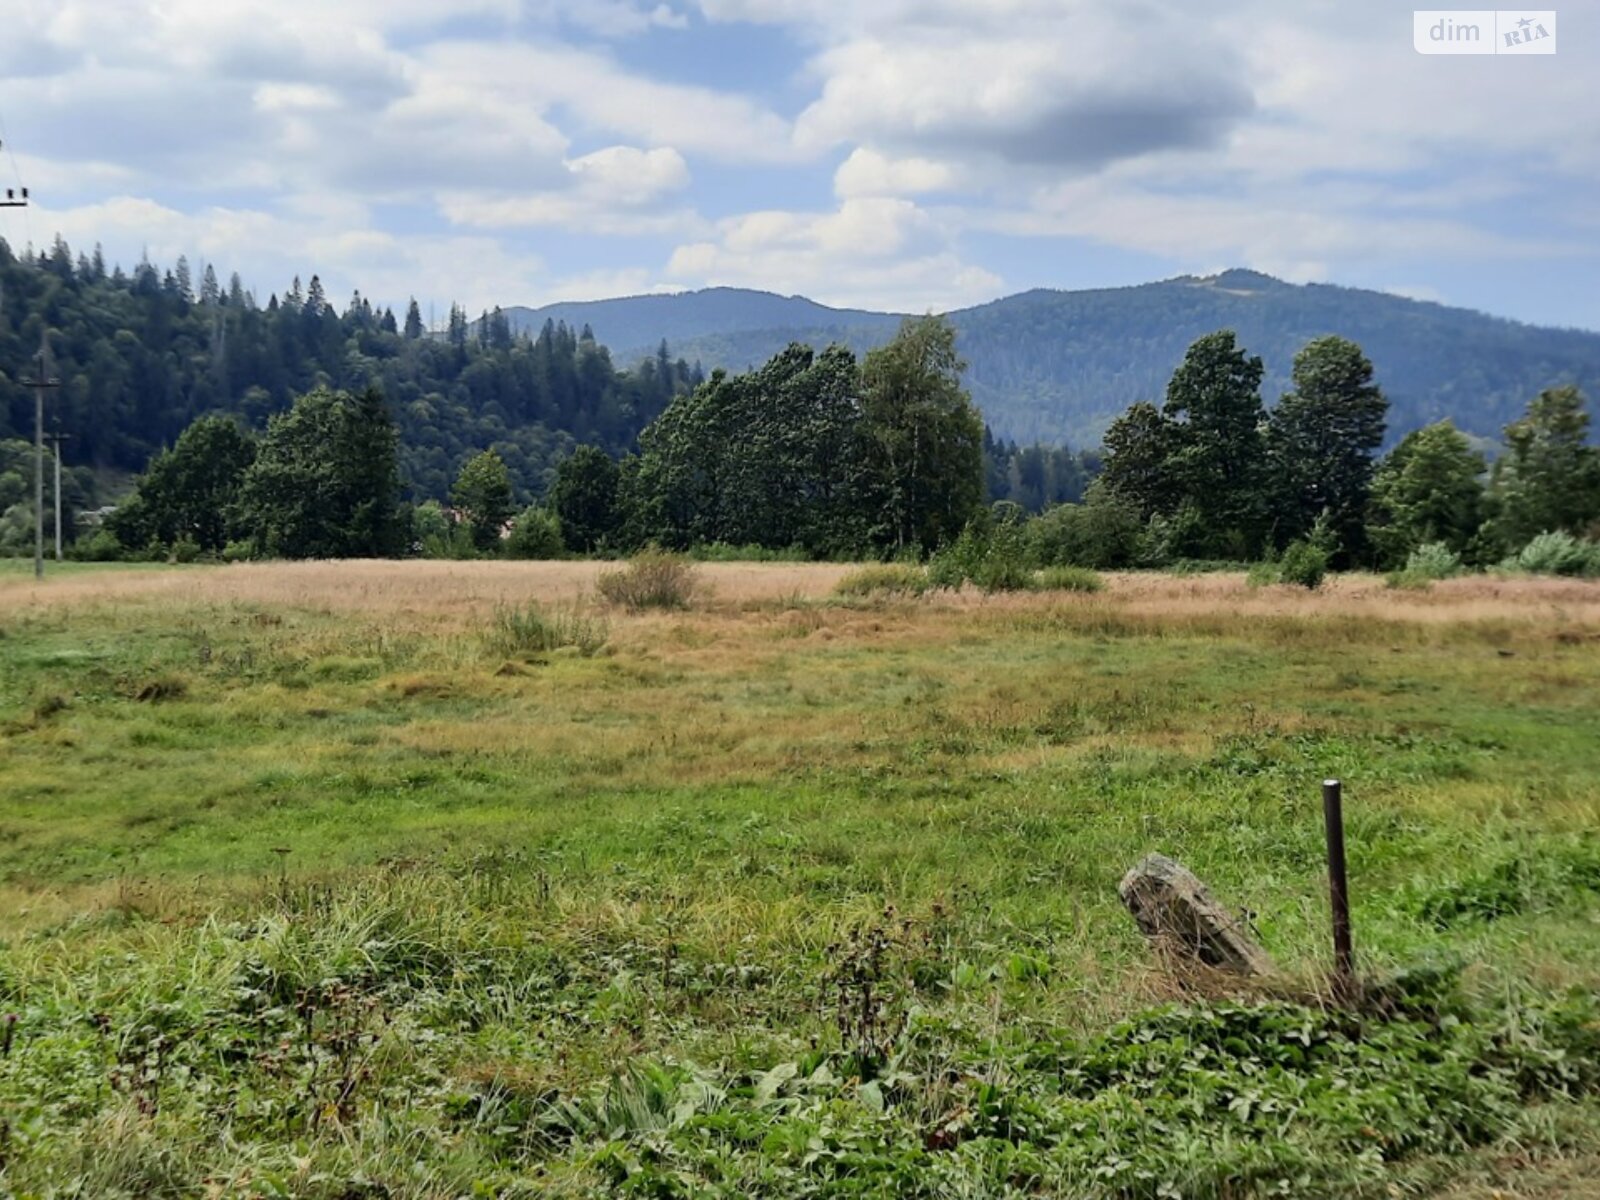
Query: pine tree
1266,336,1387,563
1487,386,1600,549
1162,330,1268,558
404,298,424,340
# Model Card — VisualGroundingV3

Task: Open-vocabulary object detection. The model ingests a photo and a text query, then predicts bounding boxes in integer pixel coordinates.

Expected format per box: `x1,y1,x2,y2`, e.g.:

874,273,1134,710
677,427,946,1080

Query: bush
505,507,565,560
1278,540,1329,589
486,602,608,658
969,550,1035,592
1248,540,1328,590
222,539,256,563
833,564,929,598
1511,531,1600,577
1406,541,1462,580
597,550,698,610
1027,484,1144,569
76,528,125,562
929,519,1034,593
924,546,968,591
1035,565,1104,593
1245,560,1280,589
169,535,202,564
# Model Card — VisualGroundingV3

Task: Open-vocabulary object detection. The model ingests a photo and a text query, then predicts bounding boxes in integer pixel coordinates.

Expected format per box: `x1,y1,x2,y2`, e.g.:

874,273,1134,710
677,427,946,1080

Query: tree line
1050,331,1599,577
74,317,1600,575
0,236,695,504
0,240,1088,556
87,317,999,562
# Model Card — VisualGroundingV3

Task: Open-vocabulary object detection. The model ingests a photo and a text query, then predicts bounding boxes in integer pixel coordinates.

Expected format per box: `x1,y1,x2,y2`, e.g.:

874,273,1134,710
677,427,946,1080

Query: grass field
2,560,1600,1197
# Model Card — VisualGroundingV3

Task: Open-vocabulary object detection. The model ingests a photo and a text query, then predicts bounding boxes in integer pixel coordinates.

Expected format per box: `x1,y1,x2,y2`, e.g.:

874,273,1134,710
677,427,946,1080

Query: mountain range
501,270,1600,448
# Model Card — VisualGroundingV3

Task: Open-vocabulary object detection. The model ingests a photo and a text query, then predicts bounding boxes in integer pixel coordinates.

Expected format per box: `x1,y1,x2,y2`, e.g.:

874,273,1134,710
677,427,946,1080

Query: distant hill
511,271,1600,448
500,288,904,362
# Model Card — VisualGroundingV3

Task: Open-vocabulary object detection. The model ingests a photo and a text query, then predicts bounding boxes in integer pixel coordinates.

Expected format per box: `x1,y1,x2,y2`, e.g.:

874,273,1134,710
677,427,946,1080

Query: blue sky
0,1,1595,330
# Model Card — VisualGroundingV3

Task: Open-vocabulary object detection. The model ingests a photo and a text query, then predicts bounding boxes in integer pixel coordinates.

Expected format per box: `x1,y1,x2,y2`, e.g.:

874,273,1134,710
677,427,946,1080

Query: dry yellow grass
0,559,852,625
6,559,1600,631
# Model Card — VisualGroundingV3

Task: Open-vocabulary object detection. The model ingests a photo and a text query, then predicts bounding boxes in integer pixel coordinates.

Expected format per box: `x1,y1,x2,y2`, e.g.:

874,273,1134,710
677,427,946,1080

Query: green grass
2,567,1600,1196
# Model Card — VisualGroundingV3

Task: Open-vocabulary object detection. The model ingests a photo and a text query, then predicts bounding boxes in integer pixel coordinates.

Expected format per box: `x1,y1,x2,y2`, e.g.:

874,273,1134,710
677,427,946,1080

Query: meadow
2,560,1599,1198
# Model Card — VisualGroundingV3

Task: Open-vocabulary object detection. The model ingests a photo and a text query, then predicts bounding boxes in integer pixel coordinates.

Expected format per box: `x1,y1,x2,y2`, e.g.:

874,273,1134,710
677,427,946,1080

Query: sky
0,0,1595,330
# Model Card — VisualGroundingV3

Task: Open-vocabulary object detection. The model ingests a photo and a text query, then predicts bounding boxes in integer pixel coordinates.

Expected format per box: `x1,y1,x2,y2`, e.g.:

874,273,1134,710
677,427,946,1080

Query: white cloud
667,197,1001,310
833,148,957,198
795,15,1254,171
980,169,1578,279
418,41,796,164
440,145,700,233
26,195,549,316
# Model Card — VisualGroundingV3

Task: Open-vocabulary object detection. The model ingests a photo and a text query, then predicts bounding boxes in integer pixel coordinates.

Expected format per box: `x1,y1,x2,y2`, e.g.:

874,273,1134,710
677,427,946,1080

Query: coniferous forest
0,237,694,499
0,238,1094,557
4,236,1598,582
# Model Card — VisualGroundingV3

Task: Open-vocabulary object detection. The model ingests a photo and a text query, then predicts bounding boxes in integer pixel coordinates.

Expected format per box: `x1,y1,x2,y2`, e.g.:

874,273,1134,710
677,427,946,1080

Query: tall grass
832,563,929,598
485,601,609,657
1034,565,1104,593
596,550,699,610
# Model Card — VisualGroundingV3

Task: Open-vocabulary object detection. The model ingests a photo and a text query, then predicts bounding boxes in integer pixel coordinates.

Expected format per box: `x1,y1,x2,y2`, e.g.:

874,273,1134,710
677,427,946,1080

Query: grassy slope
1,562,1599,1196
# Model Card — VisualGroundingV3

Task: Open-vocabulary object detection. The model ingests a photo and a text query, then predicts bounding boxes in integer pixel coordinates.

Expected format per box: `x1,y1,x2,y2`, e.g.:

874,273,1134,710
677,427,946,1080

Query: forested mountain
500,289,903,360
0,238,696,502
555,271,1600,448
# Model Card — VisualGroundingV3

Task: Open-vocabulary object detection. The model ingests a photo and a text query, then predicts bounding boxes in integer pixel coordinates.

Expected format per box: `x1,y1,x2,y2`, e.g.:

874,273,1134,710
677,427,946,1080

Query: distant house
79,505,119,528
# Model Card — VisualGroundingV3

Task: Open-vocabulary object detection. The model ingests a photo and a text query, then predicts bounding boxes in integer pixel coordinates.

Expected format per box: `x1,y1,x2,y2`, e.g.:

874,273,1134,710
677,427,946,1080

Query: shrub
169,535,202,564
505,507,565,561
1035,565,1104,593
924,550,967,591
1027,484,1144,569
222,539,256,563
1406,541,1462,580
929,519,1034,593
1248,540,1328,590
969,554,1034,593
1511,531,1600,577
1278,540,1328,589
486,602,609,658
597,550,698,610
76,528,125,562
833,564,928,598
1245,560,1279,589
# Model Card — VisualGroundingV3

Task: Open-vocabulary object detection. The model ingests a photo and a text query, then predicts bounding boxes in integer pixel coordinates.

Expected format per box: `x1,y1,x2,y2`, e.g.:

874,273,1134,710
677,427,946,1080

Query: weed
485,602,609,658
596,550,699,609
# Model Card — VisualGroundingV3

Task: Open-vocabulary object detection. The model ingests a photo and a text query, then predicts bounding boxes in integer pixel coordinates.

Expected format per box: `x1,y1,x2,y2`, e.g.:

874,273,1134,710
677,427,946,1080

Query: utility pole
45,431,71,560
3,142,41,573
22,336,60,580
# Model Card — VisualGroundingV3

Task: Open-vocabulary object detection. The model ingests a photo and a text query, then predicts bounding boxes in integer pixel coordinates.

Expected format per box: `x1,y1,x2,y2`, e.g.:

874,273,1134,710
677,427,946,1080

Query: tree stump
1119,853,1275,977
